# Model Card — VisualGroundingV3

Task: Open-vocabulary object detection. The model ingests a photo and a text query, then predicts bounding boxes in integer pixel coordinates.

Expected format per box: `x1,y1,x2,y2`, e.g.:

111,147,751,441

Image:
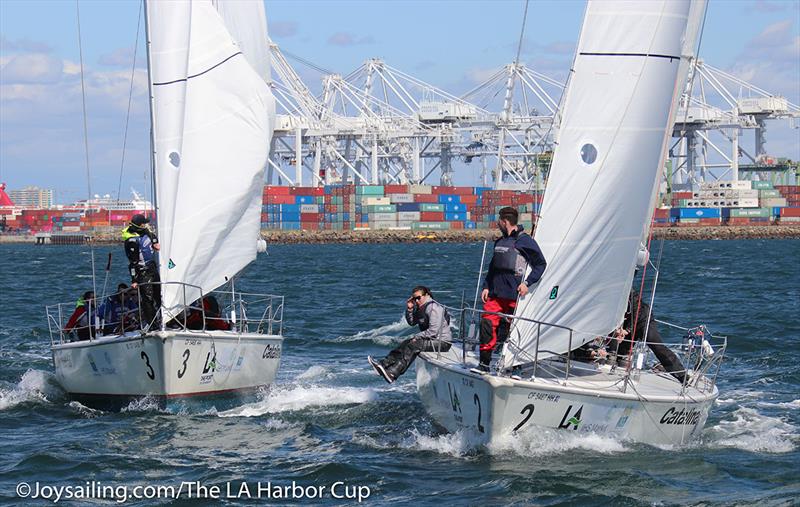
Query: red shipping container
698,218,720,225
653,208,670,219
726,217,754,225
301,222,319,230
460,195,478,205
266,195,296,205
673,191,693,199
420,212,444,221
780,207,800,217
449,221,464,230
413,194,439,203
264,185,291,195
300,213,320,222
384,184,409,194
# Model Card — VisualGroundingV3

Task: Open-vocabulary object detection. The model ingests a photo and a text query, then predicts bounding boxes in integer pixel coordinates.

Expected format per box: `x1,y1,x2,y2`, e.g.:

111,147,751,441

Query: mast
141,0,163,330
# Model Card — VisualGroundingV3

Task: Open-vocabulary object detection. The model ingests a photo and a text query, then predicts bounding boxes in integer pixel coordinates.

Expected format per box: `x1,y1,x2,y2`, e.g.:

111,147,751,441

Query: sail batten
146,0,275,316
501,0,698,368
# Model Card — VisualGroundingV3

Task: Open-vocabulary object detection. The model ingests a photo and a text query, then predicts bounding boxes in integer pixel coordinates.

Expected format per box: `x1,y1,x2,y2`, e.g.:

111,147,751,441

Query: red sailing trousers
480,296,517,351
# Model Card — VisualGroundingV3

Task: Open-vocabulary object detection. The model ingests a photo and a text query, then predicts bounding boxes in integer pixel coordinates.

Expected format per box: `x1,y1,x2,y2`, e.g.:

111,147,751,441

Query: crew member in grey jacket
368,286,452,383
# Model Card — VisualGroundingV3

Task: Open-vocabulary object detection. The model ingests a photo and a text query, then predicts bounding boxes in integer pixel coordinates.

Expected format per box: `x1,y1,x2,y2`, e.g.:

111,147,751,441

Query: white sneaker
368,356,394,384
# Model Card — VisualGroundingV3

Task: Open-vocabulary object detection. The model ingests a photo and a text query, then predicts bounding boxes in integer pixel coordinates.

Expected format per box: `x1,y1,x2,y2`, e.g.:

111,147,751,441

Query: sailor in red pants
479,207,547,370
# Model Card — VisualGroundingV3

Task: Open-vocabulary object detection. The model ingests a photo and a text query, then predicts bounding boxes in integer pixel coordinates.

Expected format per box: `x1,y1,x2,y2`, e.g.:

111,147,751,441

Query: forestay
146,0,275,316
502,0,698,368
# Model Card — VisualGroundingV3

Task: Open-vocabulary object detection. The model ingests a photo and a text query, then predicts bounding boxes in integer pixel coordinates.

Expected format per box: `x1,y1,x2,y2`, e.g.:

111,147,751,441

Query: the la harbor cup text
15,480,371,503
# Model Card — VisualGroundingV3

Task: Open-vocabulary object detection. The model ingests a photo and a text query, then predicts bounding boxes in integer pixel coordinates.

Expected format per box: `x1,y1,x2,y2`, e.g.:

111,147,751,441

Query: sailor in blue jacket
479,207,546,370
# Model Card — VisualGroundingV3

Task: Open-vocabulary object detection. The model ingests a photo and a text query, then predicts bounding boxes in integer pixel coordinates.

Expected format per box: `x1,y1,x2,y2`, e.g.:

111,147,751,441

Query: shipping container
412,222,450,230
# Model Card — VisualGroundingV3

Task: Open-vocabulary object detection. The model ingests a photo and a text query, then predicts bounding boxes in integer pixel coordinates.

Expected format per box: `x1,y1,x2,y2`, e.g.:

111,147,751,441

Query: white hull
416,346,717,446
52,330,282,409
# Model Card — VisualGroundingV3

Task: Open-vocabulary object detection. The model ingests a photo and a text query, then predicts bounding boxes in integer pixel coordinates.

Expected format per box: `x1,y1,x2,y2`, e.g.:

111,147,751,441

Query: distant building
8,186,54,208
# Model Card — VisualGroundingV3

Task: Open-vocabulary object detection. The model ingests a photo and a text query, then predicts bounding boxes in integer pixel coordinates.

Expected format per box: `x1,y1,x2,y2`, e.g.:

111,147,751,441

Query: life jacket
122,225,156,266
490,228,528,281
414,300,451,332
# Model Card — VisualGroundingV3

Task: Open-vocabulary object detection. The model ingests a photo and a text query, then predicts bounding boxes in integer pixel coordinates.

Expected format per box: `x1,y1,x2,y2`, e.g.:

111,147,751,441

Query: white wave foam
352,428,481,457
333,318,410,345
121,395,162,413
706,407,797,453
0,369,64,410
489,427,627,456
295,365,329,381
68,401,104,417
219,385,377,418
715,389,767,406
755,399,800,410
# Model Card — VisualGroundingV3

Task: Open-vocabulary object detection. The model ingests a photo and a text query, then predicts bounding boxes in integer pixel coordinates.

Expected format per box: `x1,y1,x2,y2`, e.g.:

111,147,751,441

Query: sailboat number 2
140,351,155,380
473,394,485,433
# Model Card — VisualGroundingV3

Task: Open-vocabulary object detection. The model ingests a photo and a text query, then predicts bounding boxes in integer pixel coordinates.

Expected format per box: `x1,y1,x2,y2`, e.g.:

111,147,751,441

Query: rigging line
76,0,97,301
280,48,335,75
116,1,143,206
514,0,530,65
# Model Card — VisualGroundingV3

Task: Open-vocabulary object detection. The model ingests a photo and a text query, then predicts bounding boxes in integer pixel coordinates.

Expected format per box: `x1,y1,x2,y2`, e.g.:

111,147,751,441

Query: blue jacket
482,225,547,300
98,295,137,332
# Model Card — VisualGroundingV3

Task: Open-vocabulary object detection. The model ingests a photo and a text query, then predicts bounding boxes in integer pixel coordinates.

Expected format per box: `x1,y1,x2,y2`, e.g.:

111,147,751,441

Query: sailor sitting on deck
98,283,138,335
63,291,97,342
368,286,452,383
185,296,232,331
614,290,687,383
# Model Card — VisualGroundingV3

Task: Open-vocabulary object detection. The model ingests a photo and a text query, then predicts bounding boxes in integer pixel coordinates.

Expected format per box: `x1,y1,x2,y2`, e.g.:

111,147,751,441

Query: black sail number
141,351,155,380
513,404,535,433
177,349,190,379
473,394,485,433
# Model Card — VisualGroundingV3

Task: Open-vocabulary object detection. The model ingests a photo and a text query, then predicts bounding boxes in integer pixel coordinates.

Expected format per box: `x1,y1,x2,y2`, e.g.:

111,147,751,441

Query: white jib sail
501,0,695,368
146,0,275,317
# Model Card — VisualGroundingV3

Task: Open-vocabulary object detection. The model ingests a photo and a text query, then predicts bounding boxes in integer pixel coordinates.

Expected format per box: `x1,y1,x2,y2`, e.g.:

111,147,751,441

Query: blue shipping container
671,207,721,219
772,207,782,216
438,195,460,204
465,221,477,229
474,187,491,196
281,212,301,222
445,203,466,213
396,203,421,212
295,196,315,205
445,212,467,221
282,222,301,230
281,204,301,213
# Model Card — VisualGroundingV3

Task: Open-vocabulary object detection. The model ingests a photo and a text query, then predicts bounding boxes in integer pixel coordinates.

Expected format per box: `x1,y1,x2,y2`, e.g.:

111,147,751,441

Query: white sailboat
416,0,726,446
45,0,284,410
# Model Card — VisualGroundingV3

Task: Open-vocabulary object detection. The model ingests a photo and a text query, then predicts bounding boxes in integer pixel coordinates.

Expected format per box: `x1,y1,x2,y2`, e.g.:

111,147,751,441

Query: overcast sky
1,0,798,203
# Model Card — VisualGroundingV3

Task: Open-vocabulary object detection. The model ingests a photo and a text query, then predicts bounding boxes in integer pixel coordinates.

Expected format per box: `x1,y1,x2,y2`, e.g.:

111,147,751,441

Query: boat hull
416,348,717,446
52,330,282,410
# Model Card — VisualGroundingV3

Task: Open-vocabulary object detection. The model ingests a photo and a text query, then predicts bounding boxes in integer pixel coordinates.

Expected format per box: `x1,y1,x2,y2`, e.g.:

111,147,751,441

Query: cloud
269,21,298,39
327,32,375,47
745,0,791,13
98,47,139,68
0,53,63,84
730,19,800,101
0,35,52,53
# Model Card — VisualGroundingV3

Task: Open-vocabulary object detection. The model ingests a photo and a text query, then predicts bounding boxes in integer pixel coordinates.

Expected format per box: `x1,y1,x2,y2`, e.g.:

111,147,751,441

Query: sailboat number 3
140,351,155,380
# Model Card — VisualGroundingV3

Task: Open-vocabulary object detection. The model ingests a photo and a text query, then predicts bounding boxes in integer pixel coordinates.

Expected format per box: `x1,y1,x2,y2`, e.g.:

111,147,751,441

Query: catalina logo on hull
660,407,701,426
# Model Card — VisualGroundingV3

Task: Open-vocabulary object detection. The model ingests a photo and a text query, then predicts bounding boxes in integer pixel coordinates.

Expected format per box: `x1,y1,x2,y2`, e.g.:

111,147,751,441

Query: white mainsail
502,0,698,367
146,0,275,316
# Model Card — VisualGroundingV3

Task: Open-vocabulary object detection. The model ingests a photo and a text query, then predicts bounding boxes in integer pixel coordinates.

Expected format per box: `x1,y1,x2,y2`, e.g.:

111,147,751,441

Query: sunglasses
412,295,423,301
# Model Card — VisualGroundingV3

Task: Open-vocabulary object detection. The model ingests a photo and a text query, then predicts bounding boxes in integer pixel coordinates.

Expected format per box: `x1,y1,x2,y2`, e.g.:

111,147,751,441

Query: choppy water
1,240,798,505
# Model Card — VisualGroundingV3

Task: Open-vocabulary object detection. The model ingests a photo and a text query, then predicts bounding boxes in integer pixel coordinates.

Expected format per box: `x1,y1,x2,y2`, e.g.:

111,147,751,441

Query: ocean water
0,240,798,506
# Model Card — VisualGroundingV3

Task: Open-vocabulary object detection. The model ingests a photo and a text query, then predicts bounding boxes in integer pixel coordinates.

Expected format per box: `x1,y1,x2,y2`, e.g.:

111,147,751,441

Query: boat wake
332,318,411,345
489,428,628,456
219,384,377,418
0,369,64,410
703,407,797,453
